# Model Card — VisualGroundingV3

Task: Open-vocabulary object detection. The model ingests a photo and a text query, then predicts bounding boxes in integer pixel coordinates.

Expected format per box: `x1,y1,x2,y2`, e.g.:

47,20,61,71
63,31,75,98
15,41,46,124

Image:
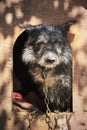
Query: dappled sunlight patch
0,32,12,45
53,0,59,9
0,33,12,89
15,6,24,19
13,26,23,43
27,16,42,25
68,6,86,18
76,51,87,66
73,83,83,111
5,13,13,25
64,0,70,11
70,8,87,50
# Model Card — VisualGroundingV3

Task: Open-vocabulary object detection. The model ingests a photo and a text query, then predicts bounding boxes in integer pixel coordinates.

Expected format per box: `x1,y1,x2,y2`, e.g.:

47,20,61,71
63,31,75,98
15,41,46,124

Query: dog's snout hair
37,41,60,67
45,53,56,64
38,50,60,68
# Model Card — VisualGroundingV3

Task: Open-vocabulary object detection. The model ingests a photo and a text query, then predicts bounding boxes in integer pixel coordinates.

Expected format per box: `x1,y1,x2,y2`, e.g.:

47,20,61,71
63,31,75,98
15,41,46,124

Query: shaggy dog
13,19,76,112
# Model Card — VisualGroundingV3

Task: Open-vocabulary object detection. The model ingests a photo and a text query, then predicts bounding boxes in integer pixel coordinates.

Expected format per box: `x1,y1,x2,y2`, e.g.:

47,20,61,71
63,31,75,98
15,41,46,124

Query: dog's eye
35,44,40,50
36,42,44,46
34,43,41,51
36,42,44,45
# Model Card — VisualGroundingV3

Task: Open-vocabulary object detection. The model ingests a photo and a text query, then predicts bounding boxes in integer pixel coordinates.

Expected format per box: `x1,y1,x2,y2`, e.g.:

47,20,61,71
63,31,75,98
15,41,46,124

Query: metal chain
43,73,57,130
44,94,59,130
44,87,54,130
27,70,60,130
27,113,33,130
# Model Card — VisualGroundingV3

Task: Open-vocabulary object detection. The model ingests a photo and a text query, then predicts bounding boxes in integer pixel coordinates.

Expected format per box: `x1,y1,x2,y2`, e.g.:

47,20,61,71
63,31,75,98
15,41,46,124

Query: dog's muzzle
45,53,56,64
38,51,60,68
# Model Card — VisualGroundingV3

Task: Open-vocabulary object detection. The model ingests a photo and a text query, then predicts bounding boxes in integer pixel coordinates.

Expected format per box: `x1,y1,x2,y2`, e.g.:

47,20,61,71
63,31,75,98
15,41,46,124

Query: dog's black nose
45,59,55,64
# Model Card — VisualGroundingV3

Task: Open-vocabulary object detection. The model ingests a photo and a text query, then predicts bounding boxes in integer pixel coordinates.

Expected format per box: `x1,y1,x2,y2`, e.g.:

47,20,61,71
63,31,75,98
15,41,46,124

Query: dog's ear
61,19,77,37
19,24,42,30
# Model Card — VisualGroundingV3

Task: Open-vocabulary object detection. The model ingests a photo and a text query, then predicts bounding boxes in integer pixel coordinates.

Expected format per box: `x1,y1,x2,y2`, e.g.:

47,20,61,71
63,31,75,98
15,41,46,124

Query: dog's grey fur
13,19,76,112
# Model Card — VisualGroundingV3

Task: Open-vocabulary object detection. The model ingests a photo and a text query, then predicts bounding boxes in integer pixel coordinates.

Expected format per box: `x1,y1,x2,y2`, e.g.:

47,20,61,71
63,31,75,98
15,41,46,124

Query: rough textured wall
0,0,87,129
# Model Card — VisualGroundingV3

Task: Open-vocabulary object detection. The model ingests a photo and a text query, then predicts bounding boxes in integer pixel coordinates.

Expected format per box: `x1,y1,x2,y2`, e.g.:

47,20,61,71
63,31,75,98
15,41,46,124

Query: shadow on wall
0,0,87,38
0,110,8,130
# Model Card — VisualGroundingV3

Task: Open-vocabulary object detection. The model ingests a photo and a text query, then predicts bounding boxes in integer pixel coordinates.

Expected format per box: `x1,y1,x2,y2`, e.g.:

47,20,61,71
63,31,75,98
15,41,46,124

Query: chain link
27,113,33,130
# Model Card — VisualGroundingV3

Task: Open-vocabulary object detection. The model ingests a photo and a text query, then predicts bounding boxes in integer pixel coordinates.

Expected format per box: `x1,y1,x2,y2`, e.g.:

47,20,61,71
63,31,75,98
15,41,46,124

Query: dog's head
21,19,76,69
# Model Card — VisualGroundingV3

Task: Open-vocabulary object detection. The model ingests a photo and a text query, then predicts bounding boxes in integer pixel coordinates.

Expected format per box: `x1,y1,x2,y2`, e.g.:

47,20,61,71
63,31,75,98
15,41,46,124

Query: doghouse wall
0,0,87,129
